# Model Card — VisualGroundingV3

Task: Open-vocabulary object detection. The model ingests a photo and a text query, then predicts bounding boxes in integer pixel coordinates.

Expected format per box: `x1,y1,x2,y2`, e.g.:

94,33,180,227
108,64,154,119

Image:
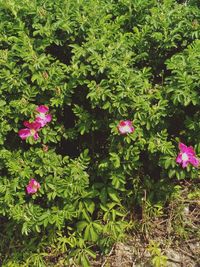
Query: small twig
178,247,197,260
189,206,198,216
101,245,115,267
167,257,181,264
183,200,200,204
154,218,168,226
186,238,199,243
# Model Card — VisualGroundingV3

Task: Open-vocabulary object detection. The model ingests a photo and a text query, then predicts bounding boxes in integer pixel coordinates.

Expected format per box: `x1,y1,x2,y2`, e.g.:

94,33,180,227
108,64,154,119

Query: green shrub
0,0,199,265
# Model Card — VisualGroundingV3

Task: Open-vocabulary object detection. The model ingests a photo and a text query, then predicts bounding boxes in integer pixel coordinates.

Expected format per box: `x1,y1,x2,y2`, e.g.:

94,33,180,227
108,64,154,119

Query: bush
0,0,199,266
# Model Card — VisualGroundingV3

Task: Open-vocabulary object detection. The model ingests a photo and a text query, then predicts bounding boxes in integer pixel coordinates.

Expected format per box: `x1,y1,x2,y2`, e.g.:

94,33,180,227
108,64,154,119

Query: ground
91,182,200,267
91,237,199,267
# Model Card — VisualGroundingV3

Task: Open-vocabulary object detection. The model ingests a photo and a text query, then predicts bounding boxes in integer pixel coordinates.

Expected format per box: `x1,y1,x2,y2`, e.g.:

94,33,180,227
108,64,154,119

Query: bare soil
91,189,200,267
91,238,200,267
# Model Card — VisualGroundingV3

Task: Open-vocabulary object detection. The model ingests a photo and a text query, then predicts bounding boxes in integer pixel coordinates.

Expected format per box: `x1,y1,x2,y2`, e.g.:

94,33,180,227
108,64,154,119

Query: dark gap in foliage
0,42,11,50
176,0,189,3
184,104,199,115
166,106,198,137
57,84,110,158
56,92,110,159
33,196,62,210
167,118,184,137
72,84,90,106
140,151,162,181
0,166,8,177
5,130,29,151
188,0,200,7
150,180,173,203
55,29,72,43
0,216,8,225
55,84,91,158
35,91,57,105
176,0,200,6
46,43,72,65
62,105,76,129
19,15,36,38
0,164,9,177
135,40,193,85
93,128,110,153
57,137,80,158
87,73,108,84
56,104,79,157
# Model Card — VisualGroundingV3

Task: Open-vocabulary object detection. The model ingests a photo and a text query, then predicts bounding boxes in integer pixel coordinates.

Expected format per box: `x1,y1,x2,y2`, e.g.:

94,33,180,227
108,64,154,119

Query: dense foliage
0,0,199,266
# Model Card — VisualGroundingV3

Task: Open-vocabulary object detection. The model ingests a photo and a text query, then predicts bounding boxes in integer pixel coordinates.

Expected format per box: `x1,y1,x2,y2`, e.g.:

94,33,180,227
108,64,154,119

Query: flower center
122,125,130,132
39,113,46,119
30,129,36,136
182,153,189,161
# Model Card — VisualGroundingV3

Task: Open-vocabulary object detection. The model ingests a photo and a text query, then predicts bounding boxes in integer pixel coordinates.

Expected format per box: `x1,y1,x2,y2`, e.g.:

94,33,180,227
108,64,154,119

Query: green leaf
0,100,6,107
81,254,90,267
77,220,88,231
107,188,120,203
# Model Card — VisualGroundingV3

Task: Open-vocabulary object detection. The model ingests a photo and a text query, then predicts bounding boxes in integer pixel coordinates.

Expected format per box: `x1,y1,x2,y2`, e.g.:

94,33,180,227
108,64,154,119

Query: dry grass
91,180,200,267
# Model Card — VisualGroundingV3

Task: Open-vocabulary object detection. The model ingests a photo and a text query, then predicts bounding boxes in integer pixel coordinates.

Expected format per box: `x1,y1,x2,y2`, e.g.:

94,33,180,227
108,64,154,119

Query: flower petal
119,121,126,127
35,117,45,127
18,129,31,140
31,121,42,130
176,153,182,164
182,160,189,168
26,179,40,194
23,121,41,130
177,143,199,169
33,132,39,140
23,121,32,128
45,114,52,123
179,142,188,152
118,120,134,135
36,105,49,113
189,156,199,167
35,114,52,127
186,146,195,156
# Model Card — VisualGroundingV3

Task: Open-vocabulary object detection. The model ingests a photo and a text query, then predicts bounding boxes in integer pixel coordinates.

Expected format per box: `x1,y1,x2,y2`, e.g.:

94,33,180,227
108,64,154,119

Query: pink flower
18,121,42,140
117,120,135,135
35,105,52,127
176,142,199,168
26,179,40,194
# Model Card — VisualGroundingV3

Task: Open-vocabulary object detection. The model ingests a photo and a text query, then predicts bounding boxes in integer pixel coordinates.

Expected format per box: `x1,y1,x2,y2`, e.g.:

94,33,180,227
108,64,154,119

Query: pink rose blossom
18,121,42,140
35,105,52,127
117,120,135,135
176,142,199,168
26,179,40,194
